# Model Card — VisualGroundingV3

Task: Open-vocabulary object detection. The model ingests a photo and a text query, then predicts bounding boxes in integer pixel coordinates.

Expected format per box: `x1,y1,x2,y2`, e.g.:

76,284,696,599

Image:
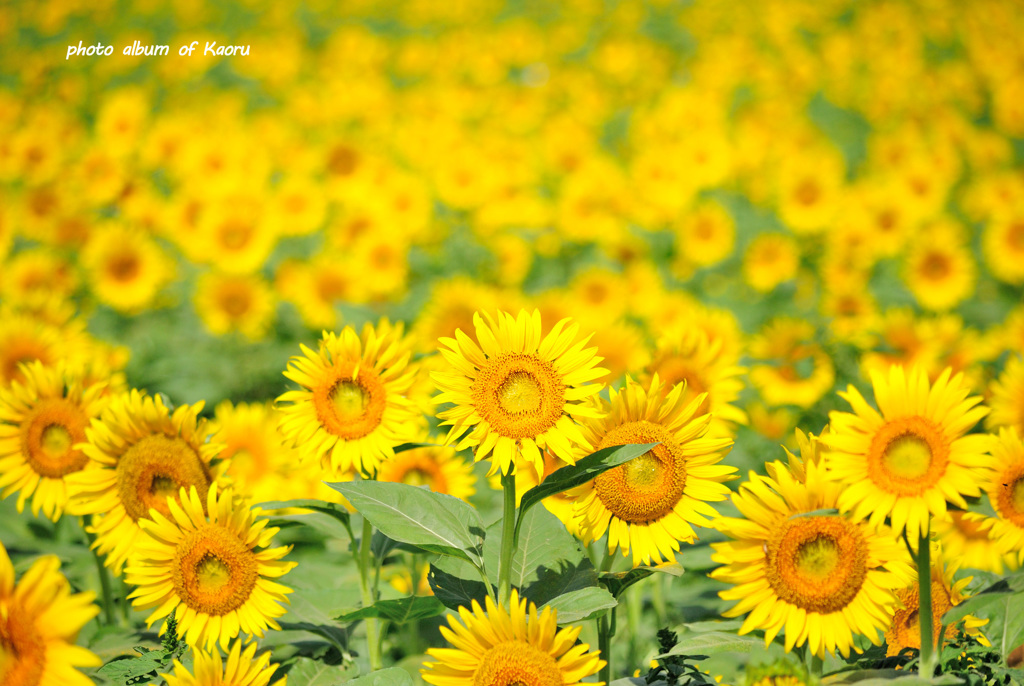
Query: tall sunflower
0,541,101,686
126,485,296,650
421,589,604,686
712,432,912,658
572,375,736,566
981,428,1024,557
163,640,285,686
0,361,108,521
822,365,991,542
66,390,221,574
376,439,477,502
277,319,421,478
432,309,606,477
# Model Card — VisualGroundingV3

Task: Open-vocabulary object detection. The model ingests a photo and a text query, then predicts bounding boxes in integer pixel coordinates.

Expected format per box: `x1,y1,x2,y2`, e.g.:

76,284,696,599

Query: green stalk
913,523,937,677
358,517,383,671
598,613,613,685
84,529,115,625
810,653,823,681
497,471,517,605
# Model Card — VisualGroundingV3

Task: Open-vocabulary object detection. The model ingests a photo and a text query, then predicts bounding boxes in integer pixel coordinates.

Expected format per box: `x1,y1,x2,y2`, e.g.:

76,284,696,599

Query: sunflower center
173,523,259,616
108,253,140,282
594,421,686,524
21,398,90,479
313,367,387,441
765,516,868,614
497,372,542,414
472,354,565,440
867,416,949,495
921,253,951,280
0,601,46,686
116,434,212,521
995,466,1024,526
885,581,954,655
472,640,563,686
1008,223,1024,251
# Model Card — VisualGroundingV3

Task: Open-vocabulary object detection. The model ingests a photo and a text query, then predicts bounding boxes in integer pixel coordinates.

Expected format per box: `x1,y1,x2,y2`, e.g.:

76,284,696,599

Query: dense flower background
2,0,1024,685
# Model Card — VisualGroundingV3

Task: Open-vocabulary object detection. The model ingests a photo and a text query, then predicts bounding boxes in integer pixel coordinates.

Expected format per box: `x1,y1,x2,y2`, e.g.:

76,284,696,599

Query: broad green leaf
516,443,659,524
941,578,1014,626
657,631,765,657
681,619,745,633
337,596,446,624
823,673,961,686
256,499,352,529
345,667,414,686
267,512,351,541
601,560,684,598
281,588,360,627
543,587,616,623
394,442,441,453
330,481,484,564
428,557,492,612
288,657,359,686
96,654,165,683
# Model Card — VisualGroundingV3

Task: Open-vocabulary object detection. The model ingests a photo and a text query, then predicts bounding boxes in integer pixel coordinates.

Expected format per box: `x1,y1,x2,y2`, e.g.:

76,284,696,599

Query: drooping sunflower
163,640,286,686
65,390,221,574
712,432,912,658
276,319,421,478
376,440,477,502
432,309,606,478
822,365,992,542
421,589,604,686
0,541,101,686
126,485,296,650
884,560,989,657
0,361,108,520
982,428,1024,557
572,375,736,566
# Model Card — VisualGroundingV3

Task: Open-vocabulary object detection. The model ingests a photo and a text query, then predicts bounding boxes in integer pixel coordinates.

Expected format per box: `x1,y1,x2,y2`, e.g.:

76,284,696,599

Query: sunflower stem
810,653,823,680
497,471,517,606
358,516,384,671
598,612,613,685
914,524,937,677
86,530,116,626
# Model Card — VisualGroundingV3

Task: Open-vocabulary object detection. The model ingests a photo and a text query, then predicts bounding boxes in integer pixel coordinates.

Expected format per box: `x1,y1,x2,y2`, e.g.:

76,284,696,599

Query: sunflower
673,199,736,269
0,541,101,686
644,327,747,438
981,428,1024,557
982,215,1024,284
432,309,606,478
884,561,989,657
66,390,221,574
126,485,296,649
277,319,421,478
986,355,1024,435
0,313,86,386
193,271,276,341
0,361,108,521
421,589,604,686
902,226,975,312
572,375,735,566
508,447,585,538
163,640,285,686
742,234,800,293
933,510,1018,574
749,318,834,410
712,433,912,658
81,223,175,314
376,440,477,502
822,365,991,542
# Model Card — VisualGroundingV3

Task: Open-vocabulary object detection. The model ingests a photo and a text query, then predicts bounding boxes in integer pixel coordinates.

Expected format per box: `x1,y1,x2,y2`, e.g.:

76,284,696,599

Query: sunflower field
3,0,1024,685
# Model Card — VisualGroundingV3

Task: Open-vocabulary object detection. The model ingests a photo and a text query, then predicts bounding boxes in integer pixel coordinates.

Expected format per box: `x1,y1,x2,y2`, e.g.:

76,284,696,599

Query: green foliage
337,596,446,624
637,628,725,686
96,615,187,686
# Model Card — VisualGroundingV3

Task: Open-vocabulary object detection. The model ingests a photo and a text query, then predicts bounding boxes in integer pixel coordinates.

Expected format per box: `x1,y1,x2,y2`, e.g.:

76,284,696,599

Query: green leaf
823,673,961,686
288,657,359,686
337,596,446,624
516,443,659,523
428,557,492,612
600,560,684,598
394,442,441,453
345,667,414,686
788,508,840,519
941,578,1015,626
543,587,616,623
96,654,165,683
329,481,484,564
256,499,352,527
657,631,765,657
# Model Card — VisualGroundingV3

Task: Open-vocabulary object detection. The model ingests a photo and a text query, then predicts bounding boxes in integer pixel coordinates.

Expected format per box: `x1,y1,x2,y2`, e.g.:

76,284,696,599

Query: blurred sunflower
903,225,975,312
0,361,108,520
933,510,1018,574
277,319,420,477
126,485,296,649
573,375,735,566
982,428,1024,556
0,542,101,686
376,441,477,501
81,223,175,314
742,234,800,293
433,309,606,477
672,200,735,270
982,215,1024,284
749,318,834,409
986,355,1024,435
66,391,220,574
823,366,991,542
163,640,285,686
713,432,912,658
884,561,988,656
193,271,276,341
421,589,604,686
